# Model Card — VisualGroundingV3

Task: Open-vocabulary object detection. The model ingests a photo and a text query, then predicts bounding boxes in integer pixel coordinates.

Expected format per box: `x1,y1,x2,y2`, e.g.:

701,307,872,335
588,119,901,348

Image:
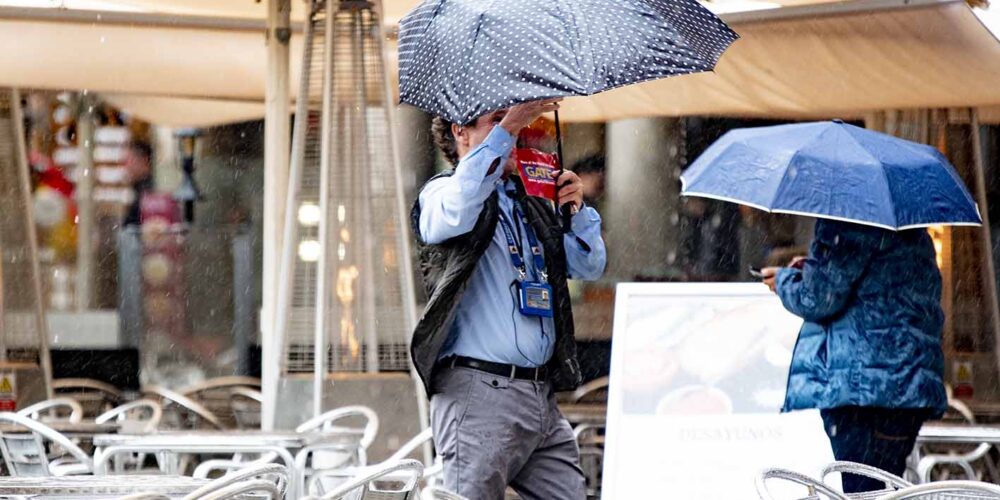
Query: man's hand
761,267,780,293
553,170,584,213
499,99,562,136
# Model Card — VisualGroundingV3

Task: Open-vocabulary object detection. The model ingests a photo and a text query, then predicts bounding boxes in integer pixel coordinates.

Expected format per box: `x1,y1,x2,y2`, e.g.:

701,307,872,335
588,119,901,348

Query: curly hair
431,116,459,166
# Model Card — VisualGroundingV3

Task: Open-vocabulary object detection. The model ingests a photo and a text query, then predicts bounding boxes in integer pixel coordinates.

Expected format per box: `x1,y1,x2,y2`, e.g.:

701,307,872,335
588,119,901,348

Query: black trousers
820,406,930,493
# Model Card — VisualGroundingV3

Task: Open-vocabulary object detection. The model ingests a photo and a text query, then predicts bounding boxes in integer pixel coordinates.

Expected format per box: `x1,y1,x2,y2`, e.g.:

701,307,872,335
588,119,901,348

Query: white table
915,422,1000,483
0,421,119,439
0,474,206,498
917,423,1000,444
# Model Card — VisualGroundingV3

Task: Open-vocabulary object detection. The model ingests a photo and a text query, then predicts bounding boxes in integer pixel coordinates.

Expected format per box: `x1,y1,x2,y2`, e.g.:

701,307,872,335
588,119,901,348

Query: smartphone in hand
748,266,764,279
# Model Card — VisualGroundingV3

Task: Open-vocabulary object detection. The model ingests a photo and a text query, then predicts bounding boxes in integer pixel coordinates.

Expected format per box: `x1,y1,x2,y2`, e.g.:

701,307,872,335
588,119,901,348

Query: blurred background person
122,139,154,226
571,154,606,209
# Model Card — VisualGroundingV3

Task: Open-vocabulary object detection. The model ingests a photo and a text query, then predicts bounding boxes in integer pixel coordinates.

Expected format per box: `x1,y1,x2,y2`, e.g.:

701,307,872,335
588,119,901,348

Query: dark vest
409,172,582,395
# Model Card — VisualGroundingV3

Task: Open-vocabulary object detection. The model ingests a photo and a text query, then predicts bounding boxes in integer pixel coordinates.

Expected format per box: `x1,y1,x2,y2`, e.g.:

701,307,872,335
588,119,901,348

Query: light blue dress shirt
418,125,607,367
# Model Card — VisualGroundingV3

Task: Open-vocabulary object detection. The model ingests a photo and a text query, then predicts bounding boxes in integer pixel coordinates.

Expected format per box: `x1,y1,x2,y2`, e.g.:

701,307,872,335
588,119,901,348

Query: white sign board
603,283,836,499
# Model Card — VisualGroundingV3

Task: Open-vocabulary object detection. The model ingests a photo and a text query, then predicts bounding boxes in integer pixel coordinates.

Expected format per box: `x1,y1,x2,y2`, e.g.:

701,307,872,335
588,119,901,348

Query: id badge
518,281,554,318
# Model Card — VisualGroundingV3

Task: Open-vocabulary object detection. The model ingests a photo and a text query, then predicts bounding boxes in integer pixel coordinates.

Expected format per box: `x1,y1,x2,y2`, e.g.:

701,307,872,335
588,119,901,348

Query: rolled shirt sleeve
418,126,515,244
564,205,607,281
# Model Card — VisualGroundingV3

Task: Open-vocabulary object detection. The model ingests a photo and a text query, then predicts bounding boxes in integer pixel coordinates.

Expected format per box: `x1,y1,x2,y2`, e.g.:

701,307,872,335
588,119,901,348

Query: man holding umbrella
399,0,737,494
410,99,606,499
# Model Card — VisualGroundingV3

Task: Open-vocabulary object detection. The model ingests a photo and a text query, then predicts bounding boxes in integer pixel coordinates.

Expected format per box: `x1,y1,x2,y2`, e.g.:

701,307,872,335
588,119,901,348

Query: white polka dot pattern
398,0,739,124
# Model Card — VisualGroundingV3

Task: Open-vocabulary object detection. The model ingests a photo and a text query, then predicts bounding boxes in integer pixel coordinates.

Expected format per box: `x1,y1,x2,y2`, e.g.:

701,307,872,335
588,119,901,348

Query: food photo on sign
617,291,803,416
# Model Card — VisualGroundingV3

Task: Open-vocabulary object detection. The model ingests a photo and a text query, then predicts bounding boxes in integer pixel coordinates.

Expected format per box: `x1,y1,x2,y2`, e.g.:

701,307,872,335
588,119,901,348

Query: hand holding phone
748,266,764,279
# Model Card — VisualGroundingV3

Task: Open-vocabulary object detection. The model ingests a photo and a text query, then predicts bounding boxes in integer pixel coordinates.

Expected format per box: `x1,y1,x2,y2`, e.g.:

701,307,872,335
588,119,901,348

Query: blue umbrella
680,120,982,230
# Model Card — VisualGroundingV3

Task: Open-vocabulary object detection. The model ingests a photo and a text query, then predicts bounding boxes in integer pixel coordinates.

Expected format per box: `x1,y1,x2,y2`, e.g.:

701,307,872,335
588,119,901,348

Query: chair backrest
52,378,123,417
0,412,93,476
196,479,282,500
180,377,262,429
17,398,84,424
297,406,379,450
756,468,850,500
229,387,263,430
183,463,288,500
96,399,164,434
878,480,1000,499
116,494,173,500
573,423,603,445
143,385,224,430
420,486,469,500
578,445,604,498
0,428,50,476
570,377,609,404
821,461,912,495
314,459,423,500
179,376,262,398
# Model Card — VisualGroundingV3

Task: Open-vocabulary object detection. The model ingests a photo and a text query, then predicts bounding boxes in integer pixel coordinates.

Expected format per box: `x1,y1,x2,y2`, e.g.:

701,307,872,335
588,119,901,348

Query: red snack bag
515,148,559,200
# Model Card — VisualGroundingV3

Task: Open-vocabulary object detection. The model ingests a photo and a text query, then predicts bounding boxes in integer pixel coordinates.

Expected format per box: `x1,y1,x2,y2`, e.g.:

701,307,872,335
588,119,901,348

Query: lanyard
497,203,547,283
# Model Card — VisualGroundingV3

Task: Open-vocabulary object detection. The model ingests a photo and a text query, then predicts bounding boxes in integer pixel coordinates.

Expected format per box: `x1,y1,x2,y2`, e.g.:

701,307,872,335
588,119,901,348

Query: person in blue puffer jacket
761,218,947,493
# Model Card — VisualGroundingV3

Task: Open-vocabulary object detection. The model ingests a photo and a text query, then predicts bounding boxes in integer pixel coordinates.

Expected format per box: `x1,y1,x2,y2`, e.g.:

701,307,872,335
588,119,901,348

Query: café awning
0,0,998,125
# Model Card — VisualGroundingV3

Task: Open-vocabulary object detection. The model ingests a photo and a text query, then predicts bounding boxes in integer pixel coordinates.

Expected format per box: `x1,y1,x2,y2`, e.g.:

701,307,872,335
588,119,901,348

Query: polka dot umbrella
398,0,740,126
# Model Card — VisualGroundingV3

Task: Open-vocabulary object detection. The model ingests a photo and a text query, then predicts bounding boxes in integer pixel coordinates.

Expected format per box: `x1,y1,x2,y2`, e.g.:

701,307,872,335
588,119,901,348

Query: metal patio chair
756,468,851,500
183,463,288,500
295,406,379,495
52,378,123,418
180,377,262,429
17,398,84,424
0,412,93,476
229,387,263,430
97,399,164,434
917,397,999,483
878,480,1000,499
143,385,224,430
822,461,912,500
305,459,423,500
196,479,282,500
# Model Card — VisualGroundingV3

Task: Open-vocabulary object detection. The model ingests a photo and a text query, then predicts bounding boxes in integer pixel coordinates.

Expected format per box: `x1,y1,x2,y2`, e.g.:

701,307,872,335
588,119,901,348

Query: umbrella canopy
680,120,982,231
398,0,738,124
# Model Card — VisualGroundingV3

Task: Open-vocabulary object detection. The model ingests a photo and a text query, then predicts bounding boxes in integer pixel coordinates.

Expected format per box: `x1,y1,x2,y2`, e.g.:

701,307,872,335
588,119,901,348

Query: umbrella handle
554,110,572,233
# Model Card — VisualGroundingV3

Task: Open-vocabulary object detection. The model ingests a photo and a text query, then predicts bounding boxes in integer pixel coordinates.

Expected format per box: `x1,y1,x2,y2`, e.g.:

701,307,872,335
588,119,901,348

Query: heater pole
262,0,291,431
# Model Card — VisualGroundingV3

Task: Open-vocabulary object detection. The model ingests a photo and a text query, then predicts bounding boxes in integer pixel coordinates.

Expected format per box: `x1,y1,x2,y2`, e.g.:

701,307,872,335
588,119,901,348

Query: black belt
440,356,548,382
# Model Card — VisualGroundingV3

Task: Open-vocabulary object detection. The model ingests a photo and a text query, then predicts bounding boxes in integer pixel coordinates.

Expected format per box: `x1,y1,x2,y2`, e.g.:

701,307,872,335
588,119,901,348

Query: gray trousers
430,366,586,500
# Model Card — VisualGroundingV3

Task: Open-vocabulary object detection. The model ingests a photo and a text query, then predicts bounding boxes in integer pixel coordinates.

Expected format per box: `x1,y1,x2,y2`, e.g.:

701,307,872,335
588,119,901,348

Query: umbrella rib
765,148,803,212
840,126,899,228
553,0,588,93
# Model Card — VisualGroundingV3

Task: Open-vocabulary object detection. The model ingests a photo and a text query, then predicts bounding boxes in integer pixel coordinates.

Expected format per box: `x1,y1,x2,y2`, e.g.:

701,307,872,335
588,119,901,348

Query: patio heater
270,0,427,448
0,88,52,407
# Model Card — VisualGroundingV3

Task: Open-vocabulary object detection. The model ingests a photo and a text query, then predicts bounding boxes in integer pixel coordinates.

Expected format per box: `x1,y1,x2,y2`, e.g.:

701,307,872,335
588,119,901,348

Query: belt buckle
533,367,541,382
509,365,516,380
